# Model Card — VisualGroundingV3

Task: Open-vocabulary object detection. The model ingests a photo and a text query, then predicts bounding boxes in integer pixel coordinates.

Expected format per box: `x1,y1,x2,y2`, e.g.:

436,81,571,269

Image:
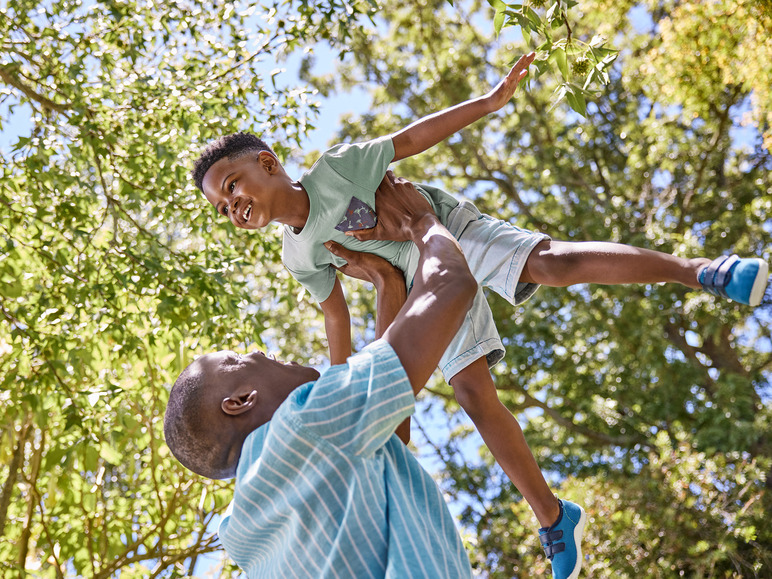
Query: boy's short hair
191,132,274,191
164,365,236,480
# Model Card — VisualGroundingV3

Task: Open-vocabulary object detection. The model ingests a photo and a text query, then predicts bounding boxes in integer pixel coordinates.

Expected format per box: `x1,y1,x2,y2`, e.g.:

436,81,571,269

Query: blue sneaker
538,499,586,579
699,255,769,306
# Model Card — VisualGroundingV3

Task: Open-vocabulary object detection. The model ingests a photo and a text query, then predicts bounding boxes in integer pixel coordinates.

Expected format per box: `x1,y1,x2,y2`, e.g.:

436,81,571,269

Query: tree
2,0,770,576
0,0,374,575
301,0,772,575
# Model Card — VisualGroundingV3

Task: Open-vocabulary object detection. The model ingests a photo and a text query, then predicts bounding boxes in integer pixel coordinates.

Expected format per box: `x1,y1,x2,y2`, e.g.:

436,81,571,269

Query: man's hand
324,240,407,341
485,52,535,112
324,240,405,287
343,171,435,243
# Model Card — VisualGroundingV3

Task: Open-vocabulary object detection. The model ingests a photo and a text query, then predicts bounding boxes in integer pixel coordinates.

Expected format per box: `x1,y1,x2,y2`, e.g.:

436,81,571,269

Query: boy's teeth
244,204,252,221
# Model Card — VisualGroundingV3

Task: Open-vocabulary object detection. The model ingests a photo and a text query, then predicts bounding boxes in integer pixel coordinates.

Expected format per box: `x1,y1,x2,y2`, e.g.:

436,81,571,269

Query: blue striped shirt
218,340,472,578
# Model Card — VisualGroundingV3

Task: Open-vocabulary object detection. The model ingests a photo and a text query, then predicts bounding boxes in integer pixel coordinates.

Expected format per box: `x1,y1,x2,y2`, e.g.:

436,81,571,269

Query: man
164,171,479,577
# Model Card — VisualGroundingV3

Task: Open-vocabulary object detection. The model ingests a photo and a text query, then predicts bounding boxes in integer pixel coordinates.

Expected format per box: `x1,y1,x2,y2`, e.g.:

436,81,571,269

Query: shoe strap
539,529,563,545
542,541,566,558
701,254,739,298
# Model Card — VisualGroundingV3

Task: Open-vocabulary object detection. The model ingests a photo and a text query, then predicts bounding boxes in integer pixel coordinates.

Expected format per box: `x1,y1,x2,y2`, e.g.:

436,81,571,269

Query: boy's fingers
513,52,536,72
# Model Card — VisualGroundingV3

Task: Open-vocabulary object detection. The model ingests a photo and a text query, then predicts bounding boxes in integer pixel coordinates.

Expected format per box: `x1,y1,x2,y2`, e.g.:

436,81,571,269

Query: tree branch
516,387,648,448
0,62,70,113
18,427,45,569
0,416,31,537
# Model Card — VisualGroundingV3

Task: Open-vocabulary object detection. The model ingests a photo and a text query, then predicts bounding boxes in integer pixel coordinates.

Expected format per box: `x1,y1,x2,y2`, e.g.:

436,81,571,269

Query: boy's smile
201,151,309,231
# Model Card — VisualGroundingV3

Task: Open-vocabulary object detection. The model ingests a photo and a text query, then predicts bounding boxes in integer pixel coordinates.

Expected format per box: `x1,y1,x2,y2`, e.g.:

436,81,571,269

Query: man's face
201,152,283,231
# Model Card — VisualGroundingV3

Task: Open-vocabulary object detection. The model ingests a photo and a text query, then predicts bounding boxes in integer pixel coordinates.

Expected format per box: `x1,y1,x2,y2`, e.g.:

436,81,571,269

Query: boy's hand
344,171,436,243
485,52,535,112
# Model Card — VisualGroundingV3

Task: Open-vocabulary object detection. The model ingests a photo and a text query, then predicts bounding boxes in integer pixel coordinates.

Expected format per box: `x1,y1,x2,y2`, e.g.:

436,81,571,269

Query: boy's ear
221,389,258,416
258,151,279,173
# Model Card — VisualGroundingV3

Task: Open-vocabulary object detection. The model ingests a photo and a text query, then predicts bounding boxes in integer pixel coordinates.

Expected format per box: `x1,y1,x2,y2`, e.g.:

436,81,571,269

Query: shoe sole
749,259,769,307
567,506,587,579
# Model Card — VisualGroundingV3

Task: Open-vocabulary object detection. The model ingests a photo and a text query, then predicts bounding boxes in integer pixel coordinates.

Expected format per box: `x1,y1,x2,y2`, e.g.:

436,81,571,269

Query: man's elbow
456,266,477,309
436,258,476,310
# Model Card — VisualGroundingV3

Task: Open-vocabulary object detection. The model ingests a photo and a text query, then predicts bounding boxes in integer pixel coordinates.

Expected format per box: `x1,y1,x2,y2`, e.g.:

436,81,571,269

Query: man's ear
221,389,258,416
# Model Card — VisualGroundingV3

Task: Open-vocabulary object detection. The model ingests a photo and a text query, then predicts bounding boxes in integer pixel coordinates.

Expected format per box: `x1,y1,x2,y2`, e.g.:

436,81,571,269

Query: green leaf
494,9,506,36
583,67,598,90
100,443,122,465
549,82,569,111
524,6,543,31
545,3,558,22
551,47,569,80
565,83,587,117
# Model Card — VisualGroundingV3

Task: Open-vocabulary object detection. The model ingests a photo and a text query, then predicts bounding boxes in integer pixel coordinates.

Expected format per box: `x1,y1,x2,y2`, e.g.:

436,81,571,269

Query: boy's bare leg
449,356,560,527
521,240,711,288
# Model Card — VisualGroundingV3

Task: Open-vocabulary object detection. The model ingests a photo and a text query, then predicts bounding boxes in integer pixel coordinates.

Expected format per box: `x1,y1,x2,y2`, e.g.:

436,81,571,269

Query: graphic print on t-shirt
334,197,377,232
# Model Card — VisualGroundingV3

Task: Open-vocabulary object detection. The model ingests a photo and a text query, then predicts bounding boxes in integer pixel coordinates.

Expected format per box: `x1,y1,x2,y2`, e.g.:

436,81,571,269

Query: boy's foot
538,499,586,579
699,255,769,306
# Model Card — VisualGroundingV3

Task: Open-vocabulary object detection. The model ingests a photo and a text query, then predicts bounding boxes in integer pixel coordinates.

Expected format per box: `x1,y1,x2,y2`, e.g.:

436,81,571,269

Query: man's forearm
348,171,476,396
409,214,468,268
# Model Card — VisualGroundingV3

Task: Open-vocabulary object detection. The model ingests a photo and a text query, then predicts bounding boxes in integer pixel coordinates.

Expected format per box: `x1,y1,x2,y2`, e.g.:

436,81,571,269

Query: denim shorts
437,201,550,380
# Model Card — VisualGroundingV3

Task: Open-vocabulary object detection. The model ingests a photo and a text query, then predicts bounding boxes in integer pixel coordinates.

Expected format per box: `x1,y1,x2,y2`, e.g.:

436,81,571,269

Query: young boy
191,53,768,579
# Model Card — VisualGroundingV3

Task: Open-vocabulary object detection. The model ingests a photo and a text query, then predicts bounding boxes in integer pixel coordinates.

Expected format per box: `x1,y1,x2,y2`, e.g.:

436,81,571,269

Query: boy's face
201,151,286,230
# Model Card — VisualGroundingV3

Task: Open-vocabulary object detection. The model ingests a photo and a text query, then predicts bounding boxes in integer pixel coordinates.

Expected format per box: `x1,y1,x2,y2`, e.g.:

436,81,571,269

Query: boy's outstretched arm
390,52,535,162
320,278,352,365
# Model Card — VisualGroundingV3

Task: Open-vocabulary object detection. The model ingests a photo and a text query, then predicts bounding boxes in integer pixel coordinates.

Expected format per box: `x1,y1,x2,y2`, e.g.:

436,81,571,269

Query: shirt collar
235,422,271,480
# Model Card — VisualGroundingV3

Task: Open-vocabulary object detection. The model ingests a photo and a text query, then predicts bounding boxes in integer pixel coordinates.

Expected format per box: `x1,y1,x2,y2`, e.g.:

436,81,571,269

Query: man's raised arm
352,171,477,395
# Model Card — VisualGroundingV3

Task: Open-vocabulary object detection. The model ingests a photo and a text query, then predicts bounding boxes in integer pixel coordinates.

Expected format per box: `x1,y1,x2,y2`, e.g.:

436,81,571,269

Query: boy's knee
450,372,497,417
451,377,474,406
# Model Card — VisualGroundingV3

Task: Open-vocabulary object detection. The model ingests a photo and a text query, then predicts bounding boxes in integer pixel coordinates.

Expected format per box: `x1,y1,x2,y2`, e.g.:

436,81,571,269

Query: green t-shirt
282,136,459,302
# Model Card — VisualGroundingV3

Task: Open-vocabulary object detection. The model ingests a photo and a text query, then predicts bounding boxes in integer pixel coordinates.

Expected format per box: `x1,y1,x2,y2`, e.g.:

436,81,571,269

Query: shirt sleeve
290,340,414,457
286,264,337,303
324,136,396,199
